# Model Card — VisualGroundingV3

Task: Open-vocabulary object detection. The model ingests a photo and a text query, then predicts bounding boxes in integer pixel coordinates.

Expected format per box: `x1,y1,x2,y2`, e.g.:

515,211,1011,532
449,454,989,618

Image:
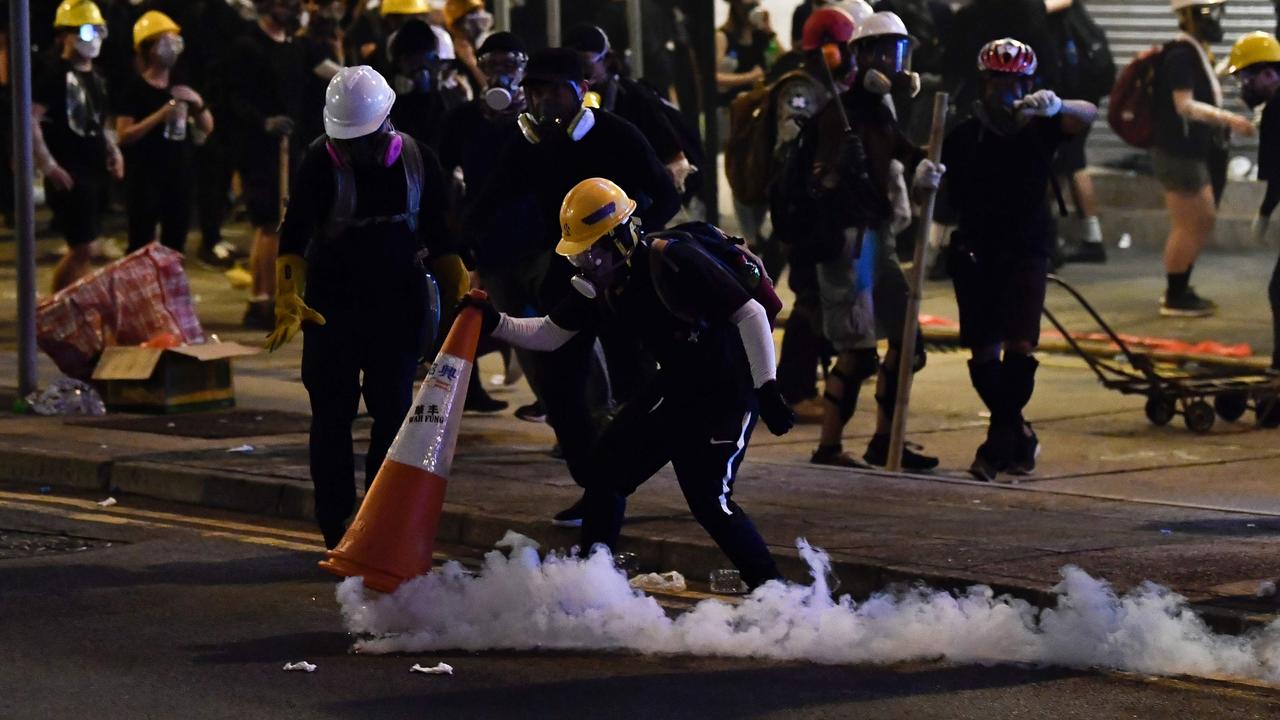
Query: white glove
1015,90,1063,118
1252,215,1271,246
912,159,946,193
667,155,697,195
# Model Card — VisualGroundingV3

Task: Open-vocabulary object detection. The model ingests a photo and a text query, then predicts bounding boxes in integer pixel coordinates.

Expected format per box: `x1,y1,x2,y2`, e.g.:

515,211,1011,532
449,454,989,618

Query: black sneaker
810,444,871,469
242,301,275,331
1007,424,1040,476
969,446,1003,482
552,495,586,528
863,434,939,471
1061,240,1106,264
514,401,546,423
1161,287,1216,318
464,387,509,413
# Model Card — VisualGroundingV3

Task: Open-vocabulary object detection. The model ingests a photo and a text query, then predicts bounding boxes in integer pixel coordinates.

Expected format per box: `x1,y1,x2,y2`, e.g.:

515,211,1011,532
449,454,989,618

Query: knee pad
851,348,880,383
824,350,878,423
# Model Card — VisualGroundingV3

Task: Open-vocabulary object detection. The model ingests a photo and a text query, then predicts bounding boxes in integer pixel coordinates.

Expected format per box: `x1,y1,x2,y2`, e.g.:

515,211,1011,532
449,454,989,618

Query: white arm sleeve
492,314,578,352
731,299,776,389
1178,98,1234,129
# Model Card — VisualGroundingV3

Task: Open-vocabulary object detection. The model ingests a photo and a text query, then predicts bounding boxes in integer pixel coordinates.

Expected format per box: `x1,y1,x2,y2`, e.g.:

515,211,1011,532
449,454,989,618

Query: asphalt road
2,487,1278,720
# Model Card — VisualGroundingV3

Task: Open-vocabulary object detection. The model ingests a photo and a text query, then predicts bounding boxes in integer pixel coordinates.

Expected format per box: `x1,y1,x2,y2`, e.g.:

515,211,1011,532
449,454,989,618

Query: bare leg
250,227,279,300
1162,186,1215,274
51,245,93,292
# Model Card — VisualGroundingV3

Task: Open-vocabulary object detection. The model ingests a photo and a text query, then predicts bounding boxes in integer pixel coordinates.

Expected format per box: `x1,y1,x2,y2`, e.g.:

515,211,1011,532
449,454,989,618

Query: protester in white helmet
266,66,468,549
1151,0,1256,317
786,11,942,471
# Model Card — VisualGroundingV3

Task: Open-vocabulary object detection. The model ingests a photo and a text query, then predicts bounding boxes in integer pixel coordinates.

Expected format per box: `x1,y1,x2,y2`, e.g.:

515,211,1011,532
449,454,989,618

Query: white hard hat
851,11,910,43
1170,0,1225,10
432,24,456,59
324,66,396,140
828,0,874,26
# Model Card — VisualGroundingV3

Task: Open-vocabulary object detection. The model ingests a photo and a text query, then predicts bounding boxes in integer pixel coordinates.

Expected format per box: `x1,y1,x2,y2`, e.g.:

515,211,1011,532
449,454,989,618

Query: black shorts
1051,125,1089,175
45,169,106,247
239,155,283,230
950,250,1048,349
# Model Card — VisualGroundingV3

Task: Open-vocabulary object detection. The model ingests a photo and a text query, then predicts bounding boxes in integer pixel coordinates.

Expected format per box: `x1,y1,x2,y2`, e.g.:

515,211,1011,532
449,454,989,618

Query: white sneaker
92,237,126,261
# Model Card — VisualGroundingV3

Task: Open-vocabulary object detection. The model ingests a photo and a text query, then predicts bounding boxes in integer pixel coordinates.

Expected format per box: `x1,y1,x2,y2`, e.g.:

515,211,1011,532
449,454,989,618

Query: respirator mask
566,220,640,299
74,24,106,59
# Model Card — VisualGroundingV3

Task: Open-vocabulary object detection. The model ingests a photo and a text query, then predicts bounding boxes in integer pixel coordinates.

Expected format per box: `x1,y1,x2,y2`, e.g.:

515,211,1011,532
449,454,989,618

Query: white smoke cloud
335,536,1280,684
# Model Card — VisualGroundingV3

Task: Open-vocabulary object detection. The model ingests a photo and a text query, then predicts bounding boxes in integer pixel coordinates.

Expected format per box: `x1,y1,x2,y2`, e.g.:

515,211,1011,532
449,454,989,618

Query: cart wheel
1184,400,1215,433
1214,393,1248,422
1145,394,1176,426
1257,394,1280,429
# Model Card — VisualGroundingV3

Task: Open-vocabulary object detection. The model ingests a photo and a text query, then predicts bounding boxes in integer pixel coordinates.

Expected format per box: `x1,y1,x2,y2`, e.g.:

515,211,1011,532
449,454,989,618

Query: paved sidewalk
11,345,1280,633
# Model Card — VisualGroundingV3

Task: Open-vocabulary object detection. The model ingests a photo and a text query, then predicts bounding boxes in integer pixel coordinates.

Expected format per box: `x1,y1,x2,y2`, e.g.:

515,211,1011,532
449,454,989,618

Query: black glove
459,294,500,335
755,380,795,437
264,115,295,137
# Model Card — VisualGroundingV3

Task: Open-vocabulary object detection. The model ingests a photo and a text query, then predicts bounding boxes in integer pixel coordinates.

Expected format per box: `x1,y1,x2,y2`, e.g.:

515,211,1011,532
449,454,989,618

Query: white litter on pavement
96,497,117,508
1258,581,1277,599
335,533,1280,685
227,444,255,453
629,571,687,592
409,662,453,675
282,661,316,673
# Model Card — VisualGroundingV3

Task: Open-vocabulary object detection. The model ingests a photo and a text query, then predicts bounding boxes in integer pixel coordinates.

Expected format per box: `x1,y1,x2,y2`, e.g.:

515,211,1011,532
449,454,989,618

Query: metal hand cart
1041,275,1280,433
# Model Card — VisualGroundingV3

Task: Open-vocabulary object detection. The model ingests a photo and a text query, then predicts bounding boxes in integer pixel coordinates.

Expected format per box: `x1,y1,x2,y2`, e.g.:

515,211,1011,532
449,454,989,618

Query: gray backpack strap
399,132,423,235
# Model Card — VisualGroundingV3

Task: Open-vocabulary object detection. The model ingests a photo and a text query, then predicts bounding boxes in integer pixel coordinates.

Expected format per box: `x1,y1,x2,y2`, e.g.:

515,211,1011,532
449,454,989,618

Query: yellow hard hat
381,0,431,16
444,0,484,27
556,178,637,256
54,0,105,29
1228,32,1280,74
133,11,181,50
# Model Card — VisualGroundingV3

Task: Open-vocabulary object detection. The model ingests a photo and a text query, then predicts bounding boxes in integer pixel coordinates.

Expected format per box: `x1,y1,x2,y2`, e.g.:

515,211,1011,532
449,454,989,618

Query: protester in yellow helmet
269,66,471,548
461,177,793,590
1228,32,1280,368
115,11,214,254
37,0,124,291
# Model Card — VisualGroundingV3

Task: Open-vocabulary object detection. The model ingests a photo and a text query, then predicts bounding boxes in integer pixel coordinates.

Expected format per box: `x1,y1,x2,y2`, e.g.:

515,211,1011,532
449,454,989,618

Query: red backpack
1107,44,1167,148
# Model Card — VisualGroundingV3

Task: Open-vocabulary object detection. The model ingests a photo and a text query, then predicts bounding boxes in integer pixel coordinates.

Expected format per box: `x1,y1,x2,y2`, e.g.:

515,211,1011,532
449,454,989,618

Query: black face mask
1243,83,1266,108
1186,5,1224,44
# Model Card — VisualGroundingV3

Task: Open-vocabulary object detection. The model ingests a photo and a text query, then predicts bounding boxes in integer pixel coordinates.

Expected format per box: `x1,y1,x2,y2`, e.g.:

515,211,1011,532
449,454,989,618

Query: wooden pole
886,92,948,473
278,135,290,225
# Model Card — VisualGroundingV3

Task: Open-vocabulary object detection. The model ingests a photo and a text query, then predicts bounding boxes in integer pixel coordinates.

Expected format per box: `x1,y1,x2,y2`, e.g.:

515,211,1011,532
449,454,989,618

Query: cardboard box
91,343,259,414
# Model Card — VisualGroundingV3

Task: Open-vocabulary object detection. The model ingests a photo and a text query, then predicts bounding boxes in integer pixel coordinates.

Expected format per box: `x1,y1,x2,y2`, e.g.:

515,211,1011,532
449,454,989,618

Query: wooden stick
278,134,290,226
886,92,949,473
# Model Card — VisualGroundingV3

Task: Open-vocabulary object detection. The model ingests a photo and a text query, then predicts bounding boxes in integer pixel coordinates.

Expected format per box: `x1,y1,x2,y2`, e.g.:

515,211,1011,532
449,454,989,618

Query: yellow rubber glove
430,253,471,312
264,254,326,352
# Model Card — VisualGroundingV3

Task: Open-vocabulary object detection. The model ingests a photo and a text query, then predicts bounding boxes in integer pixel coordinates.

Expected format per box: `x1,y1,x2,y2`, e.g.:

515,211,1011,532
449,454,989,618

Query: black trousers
126,165,194,252
579,382,781,589
302,311,420,548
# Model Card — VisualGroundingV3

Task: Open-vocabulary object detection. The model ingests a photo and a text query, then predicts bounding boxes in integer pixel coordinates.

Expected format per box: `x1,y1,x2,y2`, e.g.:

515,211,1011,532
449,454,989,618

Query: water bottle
164,100,188,142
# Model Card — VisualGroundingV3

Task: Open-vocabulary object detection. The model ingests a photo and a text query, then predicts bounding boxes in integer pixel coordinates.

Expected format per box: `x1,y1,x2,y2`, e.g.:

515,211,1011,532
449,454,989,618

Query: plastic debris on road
282,661,317,673
25,378,106,417
1257,581,1277,599
410,662,453,675
629,571,686,592
227,444,255,454
96,497,117,508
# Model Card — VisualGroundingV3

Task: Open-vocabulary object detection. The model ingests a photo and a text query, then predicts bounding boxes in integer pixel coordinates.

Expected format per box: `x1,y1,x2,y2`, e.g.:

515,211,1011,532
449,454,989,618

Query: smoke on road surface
336,533,1280,683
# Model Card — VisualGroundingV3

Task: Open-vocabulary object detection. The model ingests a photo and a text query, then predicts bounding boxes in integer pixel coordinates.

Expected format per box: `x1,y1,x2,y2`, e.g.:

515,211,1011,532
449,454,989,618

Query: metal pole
626,0,643,78
10,0,37,401
886,92,948,473
493,0,511,32
545,0,560,47
692,0,718,225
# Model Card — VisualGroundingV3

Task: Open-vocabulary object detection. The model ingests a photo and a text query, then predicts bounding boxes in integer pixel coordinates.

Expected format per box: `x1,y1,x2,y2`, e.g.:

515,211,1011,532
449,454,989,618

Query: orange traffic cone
318,290,486,593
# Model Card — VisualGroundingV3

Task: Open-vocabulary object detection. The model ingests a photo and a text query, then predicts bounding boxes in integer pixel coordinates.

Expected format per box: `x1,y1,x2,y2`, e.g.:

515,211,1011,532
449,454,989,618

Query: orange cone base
319,460,449,594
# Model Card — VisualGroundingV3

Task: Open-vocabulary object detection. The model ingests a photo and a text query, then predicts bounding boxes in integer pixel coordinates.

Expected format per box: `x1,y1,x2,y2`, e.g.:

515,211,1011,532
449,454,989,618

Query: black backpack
648,221,783,327
1053,1,1116,102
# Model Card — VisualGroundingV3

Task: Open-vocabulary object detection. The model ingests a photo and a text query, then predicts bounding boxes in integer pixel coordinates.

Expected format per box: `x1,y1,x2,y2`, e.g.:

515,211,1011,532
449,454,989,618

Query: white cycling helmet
324,66,396,140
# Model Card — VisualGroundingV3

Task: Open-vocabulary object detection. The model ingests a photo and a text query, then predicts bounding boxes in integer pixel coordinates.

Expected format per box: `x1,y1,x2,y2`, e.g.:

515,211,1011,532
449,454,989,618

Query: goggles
77,24,107,42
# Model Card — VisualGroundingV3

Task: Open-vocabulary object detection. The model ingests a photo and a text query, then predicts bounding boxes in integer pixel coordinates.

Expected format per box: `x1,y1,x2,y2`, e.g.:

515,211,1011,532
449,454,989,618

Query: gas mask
1238,66,1279,109
461,10,494,43
74,24,105,60
519,83,595,144
152,35,184,69
567,220,640,299
326,121,403,168
1182,3,1224,44
393,56,441,95
976,74,1034,135
479,52,527,112
858,35,917,97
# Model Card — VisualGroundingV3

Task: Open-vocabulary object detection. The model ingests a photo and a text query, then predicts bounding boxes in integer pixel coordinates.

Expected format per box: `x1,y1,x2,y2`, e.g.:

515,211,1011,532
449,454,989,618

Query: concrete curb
0,444,1266,634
